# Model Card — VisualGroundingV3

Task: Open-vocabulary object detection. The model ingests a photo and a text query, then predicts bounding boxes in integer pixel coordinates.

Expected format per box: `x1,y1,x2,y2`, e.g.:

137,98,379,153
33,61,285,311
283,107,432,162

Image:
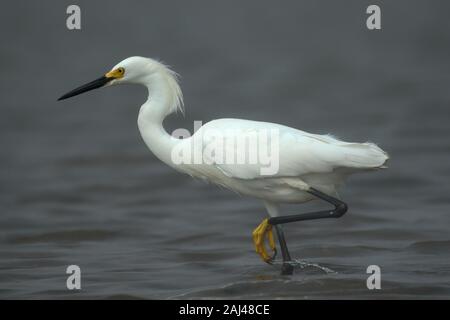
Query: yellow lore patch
105,67,125,79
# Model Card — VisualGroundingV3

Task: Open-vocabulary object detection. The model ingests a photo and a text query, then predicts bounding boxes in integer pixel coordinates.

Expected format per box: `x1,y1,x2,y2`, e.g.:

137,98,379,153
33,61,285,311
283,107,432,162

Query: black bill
58,76,113,101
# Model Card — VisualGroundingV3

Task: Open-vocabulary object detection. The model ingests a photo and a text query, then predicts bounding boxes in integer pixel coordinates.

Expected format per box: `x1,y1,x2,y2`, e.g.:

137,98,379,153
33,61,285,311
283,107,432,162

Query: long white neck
137,71,184,171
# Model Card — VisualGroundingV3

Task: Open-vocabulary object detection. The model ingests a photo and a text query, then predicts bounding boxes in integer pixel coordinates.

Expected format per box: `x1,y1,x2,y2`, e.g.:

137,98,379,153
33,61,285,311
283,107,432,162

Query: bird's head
57,56,159,101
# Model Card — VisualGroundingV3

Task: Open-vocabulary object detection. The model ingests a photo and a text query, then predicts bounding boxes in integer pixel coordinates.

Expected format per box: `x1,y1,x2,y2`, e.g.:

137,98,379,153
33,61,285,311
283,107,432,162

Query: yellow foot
252,218,276,263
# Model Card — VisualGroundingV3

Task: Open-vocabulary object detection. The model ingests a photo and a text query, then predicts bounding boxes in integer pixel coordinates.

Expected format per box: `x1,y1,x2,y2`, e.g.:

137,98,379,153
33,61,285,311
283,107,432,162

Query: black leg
269,188,348,275
269,188,348,226
275,225,294,275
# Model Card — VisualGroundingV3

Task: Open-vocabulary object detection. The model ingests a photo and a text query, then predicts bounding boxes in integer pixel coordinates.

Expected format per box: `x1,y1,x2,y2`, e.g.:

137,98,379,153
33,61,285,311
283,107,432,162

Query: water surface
1,0,450,299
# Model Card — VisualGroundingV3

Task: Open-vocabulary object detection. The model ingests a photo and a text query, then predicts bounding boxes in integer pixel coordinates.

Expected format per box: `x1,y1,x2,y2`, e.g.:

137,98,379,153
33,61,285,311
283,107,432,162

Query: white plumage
113,56,388,207
180,118,388,203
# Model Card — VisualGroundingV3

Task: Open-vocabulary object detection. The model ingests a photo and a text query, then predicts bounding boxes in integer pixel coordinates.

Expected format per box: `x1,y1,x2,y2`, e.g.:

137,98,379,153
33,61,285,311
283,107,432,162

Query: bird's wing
195,118,388,180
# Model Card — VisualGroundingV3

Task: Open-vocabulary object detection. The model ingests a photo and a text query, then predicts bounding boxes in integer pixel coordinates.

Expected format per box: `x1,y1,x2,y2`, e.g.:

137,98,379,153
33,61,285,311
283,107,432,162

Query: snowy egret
58,56,389,275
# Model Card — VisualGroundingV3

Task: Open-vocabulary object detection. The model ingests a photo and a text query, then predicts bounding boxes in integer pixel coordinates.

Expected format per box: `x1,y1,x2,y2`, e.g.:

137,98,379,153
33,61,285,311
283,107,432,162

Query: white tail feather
340,142,389,169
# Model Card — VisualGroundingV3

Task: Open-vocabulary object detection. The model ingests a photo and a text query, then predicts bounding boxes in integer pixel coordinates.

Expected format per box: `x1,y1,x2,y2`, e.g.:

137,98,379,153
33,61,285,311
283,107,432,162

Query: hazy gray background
1,0,449,299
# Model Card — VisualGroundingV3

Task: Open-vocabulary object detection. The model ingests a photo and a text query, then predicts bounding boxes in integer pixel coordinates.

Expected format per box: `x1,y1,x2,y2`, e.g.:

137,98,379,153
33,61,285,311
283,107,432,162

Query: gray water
1,0,450,299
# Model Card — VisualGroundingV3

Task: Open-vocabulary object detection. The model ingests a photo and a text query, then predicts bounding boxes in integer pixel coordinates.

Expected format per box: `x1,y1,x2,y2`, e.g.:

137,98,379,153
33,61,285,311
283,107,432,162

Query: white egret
58,56,389,275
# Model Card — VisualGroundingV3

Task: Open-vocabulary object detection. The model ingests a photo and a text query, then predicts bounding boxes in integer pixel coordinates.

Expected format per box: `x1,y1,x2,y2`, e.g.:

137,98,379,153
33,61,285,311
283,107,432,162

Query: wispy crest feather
154,60,185,116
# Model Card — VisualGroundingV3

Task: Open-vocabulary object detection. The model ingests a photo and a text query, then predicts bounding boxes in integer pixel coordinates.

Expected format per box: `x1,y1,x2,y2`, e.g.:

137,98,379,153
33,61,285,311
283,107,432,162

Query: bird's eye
118,68,124,73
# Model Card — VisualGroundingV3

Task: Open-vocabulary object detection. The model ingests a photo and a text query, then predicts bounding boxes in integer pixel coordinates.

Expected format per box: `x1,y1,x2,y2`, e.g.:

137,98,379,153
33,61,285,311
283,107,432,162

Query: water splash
272,259,337,274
